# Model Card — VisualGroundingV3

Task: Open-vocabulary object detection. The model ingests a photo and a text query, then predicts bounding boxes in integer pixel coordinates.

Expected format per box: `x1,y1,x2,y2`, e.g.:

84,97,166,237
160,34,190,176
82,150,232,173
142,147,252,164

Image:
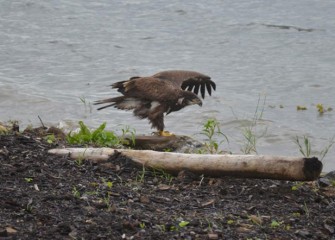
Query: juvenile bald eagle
94,70,216,136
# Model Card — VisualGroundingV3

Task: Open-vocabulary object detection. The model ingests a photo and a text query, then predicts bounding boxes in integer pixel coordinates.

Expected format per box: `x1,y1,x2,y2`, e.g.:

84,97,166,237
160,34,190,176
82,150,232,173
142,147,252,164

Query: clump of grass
294,135,335,161
240,95,267,154
152,168,174,185
136,165,146,183
198,118,228,154
66,121,135,147
294,136,311,157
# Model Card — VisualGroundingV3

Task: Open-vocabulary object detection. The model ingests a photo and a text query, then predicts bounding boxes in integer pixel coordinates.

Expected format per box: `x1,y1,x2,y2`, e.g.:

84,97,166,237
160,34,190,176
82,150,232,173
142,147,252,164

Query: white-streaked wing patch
150,101,160,110
118,98,142,109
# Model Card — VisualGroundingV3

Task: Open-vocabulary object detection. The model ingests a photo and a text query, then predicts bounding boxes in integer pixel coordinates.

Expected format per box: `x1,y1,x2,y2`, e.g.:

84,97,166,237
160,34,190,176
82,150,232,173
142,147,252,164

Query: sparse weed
320,135,335,161
227,219,235,225
152,168,174,185
291,182,304,191
24,177,33,183
294,135,335,161
101,177,113,189
103,192,113,211
178,221,189,228
119,125,136,146
25,199,34,213
136,165,146,183
240,95,267,154
139,222,146,229
270,220,282,228
44,134,56,144
75,157,84,166
294,136,311,157
79,96,93,114
72,186,81,198
303,201,310,218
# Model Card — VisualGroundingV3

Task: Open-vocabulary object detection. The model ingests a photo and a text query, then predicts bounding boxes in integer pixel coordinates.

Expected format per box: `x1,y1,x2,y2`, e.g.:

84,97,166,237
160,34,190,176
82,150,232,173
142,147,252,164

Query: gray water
1,0,334,171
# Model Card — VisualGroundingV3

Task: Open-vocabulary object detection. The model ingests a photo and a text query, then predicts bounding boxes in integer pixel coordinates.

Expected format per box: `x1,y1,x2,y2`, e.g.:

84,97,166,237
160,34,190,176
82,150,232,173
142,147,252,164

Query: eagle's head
178,91,202,107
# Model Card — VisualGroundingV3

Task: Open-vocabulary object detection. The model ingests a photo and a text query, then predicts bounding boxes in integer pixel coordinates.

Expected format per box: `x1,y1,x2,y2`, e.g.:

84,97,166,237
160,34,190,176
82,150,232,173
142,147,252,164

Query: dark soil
1,130,335,239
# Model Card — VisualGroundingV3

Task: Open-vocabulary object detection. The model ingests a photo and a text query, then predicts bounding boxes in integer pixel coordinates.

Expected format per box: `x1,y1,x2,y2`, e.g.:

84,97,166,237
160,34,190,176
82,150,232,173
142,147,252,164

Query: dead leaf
249,215,263,225
201,199,215,207
6,226,17,234
158,184,171,191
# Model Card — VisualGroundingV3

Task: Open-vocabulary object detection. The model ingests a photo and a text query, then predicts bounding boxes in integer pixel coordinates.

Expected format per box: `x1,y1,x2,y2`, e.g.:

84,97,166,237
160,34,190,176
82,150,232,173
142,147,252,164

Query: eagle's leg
148,106,175,136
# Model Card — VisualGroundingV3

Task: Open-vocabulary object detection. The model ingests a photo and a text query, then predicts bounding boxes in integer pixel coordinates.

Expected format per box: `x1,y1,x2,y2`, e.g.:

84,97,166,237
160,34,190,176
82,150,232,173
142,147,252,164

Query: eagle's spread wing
152,70,216,99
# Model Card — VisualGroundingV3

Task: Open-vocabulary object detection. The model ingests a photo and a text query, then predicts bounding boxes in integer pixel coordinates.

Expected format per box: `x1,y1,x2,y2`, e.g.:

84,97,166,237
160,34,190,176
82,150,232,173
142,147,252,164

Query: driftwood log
48,147,322,181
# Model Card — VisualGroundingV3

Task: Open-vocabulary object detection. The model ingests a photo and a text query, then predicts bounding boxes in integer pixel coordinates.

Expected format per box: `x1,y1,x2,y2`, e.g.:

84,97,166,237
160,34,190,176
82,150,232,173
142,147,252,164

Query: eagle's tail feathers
93,98,117,105
95,96,140,111
96,103,115,111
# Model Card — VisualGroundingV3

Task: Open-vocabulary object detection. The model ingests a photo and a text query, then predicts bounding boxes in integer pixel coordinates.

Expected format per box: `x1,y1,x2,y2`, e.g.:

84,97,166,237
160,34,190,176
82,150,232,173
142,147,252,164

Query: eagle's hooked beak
192,98,202,107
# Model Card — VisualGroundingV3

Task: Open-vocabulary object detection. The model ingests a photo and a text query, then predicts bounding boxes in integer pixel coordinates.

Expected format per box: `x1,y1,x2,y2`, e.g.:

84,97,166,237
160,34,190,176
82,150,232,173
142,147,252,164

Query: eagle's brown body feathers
94,70,216,133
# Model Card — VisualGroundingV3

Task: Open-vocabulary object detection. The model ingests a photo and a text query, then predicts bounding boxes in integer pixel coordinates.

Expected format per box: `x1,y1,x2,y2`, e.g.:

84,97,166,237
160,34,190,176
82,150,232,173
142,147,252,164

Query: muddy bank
0,130,335,239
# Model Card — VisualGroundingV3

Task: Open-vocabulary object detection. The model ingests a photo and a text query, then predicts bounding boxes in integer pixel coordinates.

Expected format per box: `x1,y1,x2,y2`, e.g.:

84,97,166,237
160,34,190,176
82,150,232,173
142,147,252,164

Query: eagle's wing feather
152,70,215,99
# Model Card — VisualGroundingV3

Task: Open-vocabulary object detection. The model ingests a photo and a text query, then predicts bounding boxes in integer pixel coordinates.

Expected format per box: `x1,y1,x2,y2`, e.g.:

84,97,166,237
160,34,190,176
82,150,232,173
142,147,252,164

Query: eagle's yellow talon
159,130,174,137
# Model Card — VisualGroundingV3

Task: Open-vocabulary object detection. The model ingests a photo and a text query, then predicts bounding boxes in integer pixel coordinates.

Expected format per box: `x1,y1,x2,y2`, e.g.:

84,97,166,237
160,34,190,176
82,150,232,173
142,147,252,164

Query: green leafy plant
291,182,304,191
270,220,282,228
103,192,113,211
44,134,56,144
139,222,146,229
67,121,121,147
67,121,136,147
120,125,136,146
72,186,81,198
101,178,113,189
199,118,228,154
227,219,235,225
24,177,33,183
178,221,189,228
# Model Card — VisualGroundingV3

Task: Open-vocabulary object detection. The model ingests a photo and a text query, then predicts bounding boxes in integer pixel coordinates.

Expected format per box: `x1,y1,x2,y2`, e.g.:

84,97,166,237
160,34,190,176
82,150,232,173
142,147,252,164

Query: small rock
249,215,263,225
295,229,312,238
318,171,335,187
208,233,219,239
140,195,150,204
324,223,334,234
